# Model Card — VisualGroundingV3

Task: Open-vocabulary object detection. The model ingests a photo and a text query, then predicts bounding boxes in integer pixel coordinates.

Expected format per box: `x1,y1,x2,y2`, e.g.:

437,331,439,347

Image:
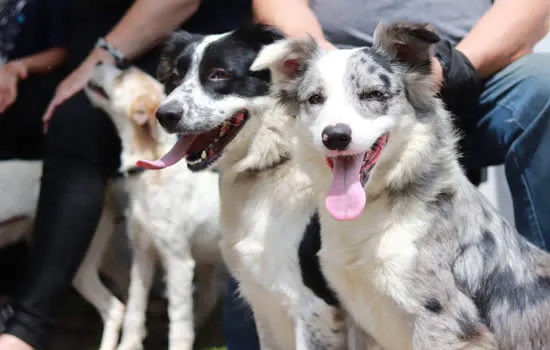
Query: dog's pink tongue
325,154,366,221
137,135,197,170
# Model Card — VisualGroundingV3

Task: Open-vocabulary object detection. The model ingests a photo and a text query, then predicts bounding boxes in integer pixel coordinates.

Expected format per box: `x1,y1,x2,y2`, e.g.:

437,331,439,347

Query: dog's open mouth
324,133,389,221
86,80,110,100
137,111,248,171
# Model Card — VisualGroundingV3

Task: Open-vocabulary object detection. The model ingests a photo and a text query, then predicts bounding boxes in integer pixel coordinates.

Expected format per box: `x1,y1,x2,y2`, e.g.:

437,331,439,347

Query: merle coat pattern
252,22,550,350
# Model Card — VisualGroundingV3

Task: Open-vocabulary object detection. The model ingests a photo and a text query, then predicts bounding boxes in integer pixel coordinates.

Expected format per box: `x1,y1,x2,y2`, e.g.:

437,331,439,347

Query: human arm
8,47,68,75
456,0,550,79
252,0,335,49
432,0,549,119
102,0,201,61
42,0,202,127
0,48,67,113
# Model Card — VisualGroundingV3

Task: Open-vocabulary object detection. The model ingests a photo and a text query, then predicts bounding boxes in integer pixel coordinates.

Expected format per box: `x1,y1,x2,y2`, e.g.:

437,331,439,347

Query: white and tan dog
85,62,223,350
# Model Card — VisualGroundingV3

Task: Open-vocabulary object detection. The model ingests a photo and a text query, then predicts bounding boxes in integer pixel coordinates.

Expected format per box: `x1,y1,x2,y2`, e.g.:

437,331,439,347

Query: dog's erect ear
373,22,440,73
157,31,200,84
251,37,318,85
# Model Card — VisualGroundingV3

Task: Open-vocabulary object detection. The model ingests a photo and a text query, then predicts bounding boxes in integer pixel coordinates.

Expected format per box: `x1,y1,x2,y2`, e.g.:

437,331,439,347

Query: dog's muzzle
156,101,184,132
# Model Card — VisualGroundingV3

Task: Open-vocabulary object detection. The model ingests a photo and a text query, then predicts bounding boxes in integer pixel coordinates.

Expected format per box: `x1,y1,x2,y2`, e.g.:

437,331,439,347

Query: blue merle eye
359,90,387,101
208,68,231,81
307,93,325,105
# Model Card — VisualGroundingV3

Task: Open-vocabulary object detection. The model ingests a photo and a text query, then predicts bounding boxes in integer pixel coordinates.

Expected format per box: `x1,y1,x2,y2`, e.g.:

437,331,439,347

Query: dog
0,162,123,350
0,160,42,247
138,24,348,349
252,21,550,350
85,63,223,350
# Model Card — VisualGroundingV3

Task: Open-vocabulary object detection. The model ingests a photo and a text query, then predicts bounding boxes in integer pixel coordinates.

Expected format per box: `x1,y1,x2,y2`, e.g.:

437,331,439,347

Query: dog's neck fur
369,102,461,204
215,103,293,177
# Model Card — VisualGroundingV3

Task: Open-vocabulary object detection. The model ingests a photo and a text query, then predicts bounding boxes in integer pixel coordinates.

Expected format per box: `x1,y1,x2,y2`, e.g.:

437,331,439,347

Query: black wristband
434,40,482,121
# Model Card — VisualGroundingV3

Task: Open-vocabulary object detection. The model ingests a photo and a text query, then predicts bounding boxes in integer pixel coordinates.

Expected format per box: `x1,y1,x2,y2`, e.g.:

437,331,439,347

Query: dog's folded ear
232,23,286,49
157,31,200,85
373,21,440,74
251,37,319,85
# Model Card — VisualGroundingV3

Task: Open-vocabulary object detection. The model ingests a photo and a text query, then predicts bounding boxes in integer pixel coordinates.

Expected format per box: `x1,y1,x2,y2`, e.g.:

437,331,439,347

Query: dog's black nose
322,123,352,151
96,60,103,67
156,101,183,130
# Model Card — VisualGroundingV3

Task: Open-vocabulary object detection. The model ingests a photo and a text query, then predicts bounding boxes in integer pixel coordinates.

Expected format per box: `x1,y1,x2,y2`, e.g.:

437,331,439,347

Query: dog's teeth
201,151,207,160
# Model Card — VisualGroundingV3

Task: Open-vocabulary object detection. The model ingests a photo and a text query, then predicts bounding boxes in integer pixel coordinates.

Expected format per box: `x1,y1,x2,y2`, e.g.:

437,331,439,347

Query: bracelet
95,37,128,68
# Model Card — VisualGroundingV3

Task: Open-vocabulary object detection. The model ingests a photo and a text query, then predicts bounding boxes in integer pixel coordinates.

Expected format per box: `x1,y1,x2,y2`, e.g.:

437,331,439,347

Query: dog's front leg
72,202,125,350
254,315,277,350
162,248,196,350
412,307,497,350
295,296,347,350
344,317,386,350
117,229,157,350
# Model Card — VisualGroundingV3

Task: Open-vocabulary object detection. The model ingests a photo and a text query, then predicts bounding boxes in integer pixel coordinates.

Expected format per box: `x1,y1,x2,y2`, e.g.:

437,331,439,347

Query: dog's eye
359,90,387,101
208,68,231,81
307,93,325,105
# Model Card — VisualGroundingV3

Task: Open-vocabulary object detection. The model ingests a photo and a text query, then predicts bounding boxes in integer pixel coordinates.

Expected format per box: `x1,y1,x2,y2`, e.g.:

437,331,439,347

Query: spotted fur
154,24,348,350
253,21,550,350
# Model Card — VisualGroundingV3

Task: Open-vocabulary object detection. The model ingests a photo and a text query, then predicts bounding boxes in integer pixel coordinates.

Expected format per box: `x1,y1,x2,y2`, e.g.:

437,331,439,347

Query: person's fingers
12,62,28,80
42,98,59,133
3,88,16,113
18,68,28,80
0,85,15,113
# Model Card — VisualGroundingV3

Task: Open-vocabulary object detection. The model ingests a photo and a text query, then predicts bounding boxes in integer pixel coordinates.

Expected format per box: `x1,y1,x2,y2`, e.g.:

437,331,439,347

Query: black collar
112,166,146,179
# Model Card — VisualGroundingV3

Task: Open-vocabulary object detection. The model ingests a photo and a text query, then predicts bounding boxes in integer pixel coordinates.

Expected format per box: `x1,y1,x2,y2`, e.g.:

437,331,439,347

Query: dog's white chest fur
220,164,316,349
319,202,425,350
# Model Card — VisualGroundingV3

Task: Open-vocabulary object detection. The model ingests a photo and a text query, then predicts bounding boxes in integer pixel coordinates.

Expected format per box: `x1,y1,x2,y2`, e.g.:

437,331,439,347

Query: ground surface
1,291,226,350
1,242,227,350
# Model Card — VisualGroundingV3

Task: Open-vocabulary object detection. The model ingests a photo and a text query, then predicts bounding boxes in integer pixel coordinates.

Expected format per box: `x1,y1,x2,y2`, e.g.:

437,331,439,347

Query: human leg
466,53,550,249
1,91,121,349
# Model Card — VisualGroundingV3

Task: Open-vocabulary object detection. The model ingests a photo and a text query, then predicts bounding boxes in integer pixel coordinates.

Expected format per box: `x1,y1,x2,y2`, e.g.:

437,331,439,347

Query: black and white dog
139,24,347,349
252,22,550,350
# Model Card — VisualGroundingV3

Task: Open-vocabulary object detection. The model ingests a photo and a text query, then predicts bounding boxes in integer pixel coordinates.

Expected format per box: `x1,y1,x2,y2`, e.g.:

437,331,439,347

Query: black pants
1,48,159,349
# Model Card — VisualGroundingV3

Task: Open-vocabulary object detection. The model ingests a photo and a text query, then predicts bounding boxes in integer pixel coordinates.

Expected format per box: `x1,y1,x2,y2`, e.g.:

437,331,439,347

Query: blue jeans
465,53,550,249
222,275,260,350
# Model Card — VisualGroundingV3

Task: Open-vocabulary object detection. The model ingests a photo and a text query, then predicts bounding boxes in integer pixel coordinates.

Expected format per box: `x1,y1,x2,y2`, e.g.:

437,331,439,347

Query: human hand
0,61,28,113
0,334,35,350
42,48,114,132
319,39,337,50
